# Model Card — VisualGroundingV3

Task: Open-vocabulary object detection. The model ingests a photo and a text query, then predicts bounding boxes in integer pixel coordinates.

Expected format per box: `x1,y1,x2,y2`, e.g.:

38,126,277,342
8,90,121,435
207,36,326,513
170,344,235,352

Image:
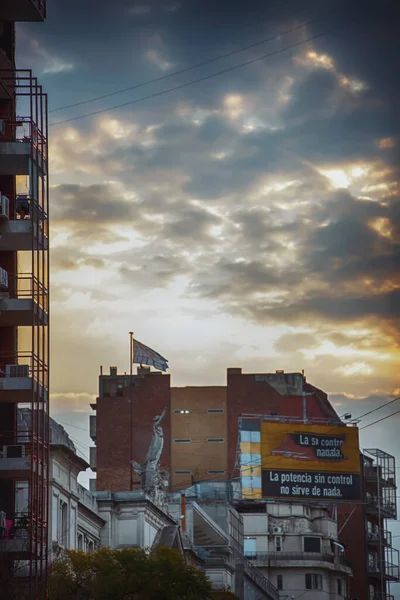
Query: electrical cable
49,18,323,114
352,396,400,423
49,27,331,127
360,408,400,430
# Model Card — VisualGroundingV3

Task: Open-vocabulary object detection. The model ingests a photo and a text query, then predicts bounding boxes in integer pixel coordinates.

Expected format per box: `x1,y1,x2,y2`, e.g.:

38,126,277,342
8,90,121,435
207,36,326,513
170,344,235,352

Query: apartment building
0,0,49,593
238,499,351,599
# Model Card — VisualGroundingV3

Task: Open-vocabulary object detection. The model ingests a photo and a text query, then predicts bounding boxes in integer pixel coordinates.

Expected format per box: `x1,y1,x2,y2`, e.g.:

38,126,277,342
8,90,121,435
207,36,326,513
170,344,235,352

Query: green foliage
48,546,212,600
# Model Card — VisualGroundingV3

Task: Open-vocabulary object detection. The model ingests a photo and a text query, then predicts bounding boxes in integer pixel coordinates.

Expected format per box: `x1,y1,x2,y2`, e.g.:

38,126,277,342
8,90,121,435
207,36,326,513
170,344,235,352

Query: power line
353,396,400,422
49,28,331,128
360,408,400,430
49,18,322,114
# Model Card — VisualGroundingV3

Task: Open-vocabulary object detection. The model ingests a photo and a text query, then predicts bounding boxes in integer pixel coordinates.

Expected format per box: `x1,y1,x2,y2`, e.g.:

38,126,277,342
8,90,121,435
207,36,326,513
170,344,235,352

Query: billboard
259,423,361,501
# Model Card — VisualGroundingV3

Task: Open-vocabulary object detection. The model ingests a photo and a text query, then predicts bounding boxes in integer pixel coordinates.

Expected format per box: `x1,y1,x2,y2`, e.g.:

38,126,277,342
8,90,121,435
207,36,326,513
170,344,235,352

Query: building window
208,470,225,474
78,534,83,551
207,438,224,443
304,536,321,553
305,574,322,590
175,470,192,475
277,575,283,590
244,537,257,558
337,579,342,595
304,506,311,517
59,500,68,547
173,439,191,443
275,536,282,552
207,409,224,414
174,409,191,414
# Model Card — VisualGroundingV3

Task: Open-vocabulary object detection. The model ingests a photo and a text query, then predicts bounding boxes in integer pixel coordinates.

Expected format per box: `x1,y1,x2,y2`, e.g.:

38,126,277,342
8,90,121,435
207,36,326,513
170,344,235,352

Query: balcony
0,352,48,403
364,466,396,488
0,513,35,559
0,118,47,176
0,443,30,479
0,274,48,327
247,551,352,573
367,529,392,547
0,0,46,22
367,560,400,581
366,496,397,519
0,196,48,252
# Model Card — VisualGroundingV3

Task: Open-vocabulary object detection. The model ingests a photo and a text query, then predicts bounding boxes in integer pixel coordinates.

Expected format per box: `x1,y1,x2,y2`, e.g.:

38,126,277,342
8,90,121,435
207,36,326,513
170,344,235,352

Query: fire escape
0,0,49,595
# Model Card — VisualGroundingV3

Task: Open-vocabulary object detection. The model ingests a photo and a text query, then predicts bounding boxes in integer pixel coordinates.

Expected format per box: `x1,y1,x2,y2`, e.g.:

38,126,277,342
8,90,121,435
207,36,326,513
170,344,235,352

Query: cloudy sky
16,0,400,560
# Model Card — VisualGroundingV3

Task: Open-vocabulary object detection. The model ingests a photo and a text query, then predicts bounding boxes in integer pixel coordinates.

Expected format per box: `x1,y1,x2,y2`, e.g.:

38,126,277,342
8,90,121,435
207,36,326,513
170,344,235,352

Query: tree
48,546,212,600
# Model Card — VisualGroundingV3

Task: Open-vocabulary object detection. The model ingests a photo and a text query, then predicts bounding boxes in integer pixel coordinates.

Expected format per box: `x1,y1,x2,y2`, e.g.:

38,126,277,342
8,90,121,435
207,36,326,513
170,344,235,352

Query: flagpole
129,332,134,383
129,331,134,491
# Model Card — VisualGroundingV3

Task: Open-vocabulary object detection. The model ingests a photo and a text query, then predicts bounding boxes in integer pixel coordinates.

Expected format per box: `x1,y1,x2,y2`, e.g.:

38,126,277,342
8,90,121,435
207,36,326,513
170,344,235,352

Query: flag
133,338,169,372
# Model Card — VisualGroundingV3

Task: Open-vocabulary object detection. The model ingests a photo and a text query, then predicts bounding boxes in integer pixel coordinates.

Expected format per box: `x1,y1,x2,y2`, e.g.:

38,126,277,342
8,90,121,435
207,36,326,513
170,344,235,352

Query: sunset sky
16,0,400,567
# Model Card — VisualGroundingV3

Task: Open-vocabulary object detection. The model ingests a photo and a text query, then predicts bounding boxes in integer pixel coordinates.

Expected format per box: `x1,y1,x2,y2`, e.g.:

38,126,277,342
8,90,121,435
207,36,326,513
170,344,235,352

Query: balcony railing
246,551,351,567
367,529,392,546
0,351,48,384
366,496,397,518
364,466,396,487
0,273,48,312
367,560,400,580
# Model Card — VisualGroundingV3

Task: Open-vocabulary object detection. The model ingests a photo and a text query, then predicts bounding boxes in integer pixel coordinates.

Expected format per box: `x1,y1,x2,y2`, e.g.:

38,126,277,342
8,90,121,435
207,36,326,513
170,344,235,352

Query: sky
16,0,400,581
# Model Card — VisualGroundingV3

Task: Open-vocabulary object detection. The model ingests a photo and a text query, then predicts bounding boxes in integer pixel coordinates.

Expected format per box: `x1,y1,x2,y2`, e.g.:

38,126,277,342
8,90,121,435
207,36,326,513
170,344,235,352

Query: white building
238,499,352,600
18,410,104,562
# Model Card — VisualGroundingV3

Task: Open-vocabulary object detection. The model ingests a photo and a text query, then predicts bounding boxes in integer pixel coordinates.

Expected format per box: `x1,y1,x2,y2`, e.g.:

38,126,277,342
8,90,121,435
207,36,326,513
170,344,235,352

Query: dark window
337,579,342,595
277,575,283,590
208,470,225,474
207,409,224,413
207,438,224,443
304,537,321,553
305,574,322,590
173,439,191,443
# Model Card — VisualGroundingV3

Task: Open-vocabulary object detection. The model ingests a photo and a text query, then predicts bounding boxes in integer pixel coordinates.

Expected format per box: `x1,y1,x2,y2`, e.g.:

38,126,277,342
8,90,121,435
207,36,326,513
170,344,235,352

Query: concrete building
0,0,49,592
237,498,351,599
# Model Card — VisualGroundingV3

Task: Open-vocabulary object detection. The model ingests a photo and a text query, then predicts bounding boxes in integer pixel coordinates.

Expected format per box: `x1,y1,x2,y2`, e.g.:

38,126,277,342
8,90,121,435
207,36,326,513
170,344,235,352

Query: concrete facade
238,501,351,600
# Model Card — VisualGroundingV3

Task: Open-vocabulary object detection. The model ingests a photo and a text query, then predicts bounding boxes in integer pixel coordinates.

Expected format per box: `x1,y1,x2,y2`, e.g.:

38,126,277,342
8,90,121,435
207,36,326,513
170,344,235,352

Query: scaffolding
0,68,49,594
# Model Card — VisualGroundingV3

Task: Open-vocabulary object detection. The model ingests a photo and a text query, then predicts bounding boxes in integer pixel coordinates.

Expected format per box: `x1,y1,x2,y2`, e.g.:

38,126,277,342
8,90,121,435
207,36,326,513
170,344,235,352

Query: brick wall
96,372,171,492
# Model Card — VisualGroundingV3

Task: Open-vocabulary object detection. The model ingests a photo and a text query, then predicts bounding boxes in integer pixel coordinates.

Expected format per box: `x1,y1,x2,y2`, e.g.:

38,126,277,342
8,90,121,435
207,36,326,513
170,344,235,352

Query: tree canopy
48,546,213,600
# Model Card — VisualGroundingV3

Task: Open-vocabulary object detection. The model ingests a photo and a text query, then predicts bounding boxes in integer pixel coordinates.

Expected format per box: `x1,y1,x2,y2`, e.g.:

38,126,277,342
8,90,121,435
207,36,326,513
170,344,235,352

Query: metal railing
197,547,279,600
0,351,48,385
364,466,396,487
367,560,400,580
367,529,392,546
0,274,48,312
246,551,351,567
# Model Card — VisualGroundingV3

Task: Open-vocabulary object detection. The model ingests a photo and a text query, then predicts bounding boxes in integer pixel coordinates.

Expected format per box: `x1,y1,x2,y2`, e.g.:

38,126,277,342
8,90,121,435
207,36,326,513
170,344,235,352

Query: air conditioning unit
272,526,283,534
0,120,5,136
1,445,25,458
0,267,8,291
5,364,30,378
0,193,10,220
